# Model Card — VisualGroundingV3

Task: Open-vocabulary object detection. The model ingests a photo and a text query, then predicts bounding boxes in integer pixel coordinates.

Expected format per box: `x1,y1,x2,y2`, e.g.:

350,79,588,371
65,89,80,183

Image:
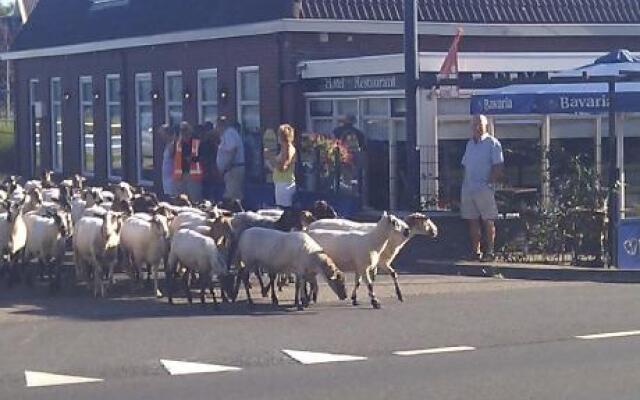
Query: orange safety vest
174,138,203,180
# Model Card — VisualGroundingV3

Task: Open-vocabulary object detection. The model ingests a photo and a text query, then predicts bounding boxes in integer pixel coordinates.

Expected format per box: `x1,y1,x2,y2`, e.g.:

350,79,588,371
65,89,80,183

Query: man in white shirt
461,114,504,262
215,117,245,202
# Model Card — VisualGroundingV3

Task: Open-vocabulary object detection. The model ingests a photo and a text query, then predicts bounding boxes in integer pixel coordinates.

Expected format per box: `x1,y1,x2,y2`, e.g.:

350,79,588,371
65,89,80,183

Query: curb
414,260,640,284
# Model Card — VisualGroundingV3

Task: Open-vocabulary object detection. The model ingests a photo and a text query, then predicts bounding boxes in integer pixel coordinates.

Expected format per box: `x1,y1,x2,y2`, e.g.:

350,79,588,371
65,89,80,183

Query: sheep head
151,214,170,240
405,213,438,238
379,212,410,239
207,216,234,250
315,252,347,300
41,170,55,188
311,200,337,220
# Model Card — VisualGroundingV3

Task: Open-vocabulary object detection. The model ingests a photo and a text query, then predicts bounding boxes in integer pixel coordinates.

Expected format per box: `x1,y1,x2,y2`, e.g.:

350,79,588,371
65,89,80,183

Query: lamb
311,213,438,302
73,211,123,297
308,212,409,309
119,213,170,297
22,209,71,290
165,228,234,307
0,201,27,286
233,227,347,310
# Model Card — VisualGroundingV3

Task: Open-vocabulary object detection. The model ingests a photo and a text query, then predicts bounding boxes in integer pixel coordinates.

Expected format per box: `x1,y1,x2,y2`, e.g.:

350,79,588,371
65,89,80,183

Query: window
308,98,358,134
164,71,182,128
135,73,153,184
106,74,122,179
29,79,41,174
198,69,218,124
79,76,95,175
237,66,260,134
50,77,62,172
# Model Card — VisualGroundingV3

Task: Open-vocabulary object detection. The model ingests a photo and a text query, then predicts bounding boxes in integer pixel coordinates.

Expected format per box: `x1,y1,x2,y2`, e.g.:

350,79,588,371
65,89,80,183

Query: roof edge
5,19,640,61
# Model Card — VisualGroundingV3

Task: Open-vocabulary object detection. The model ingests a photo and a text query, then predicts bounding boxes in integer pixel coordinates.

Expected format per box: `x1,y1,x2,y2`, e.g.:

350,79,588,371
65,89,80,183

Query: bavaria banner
471,82,640,115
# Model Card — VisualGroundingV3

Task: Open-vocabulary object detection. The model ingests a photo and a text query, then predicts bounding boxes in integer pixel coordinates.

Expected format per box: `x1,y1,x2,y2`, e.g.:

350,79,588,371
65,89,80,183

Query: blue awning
471,49,640,115
471,82,640,115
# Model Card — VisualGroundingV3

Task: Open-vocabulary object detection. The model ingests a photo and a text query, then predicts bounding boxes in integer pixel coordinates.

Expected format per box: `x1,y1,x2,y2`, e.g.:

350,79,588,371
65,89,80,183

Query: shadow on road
0,274,321,322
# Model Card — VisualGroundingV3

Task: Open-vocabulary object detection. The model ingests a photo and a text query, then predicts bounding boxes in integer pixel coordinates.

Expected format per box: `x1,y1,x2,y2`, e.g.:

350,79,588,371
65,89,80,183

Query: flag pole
404,0,420,210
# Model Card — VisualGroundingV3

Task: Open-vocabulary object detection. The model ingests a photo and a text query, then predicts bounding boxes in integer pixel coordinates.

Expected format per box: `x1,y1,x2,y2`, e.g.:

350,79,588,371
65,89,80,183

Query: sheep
73,211,123,297
233,227,347,310
22,209,71,290
0,201,28,286
165,228,234,307
308,212,409,309
313,213,438,302
119,213,170,297
169,210,221,236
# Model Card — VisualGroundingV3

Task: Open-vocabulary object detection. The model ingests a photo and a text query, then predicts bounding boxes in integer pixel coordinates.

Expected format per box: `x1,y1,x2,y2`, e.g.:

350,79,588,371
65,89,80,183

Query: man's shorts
461,187,499,220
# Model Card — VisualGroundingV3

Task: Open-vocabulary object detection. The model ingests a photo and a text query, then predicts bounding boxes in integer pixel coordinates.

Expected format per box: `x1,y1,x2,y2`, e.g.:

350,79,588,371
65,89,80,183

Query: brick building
4,0,640,210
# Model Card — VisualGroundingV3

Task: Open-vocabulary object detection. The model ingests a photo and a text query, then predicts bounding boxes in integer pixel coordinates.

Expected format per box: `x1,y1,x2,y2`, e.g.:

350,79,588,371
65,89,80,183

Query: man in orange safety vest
173,121,203,202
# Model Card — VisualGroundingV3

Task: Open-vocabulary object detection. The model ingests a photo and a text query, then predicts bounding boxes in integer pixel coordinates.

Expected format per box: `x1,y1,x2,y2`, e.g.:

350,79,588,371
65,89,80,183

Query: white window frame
106,74,122,180
50,77,62,173
29,79,40,175
197,68,218,124
135,73,153,185
236,66,260,133
164,71,183,127
305,97,360,134
79,76,94,176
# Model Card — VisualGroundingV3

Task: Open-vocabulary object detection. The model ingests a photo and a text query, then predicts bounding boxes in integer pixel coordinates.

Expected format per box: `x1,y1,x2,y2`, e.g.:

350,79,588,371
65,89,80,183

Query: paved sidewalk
414,259,640,283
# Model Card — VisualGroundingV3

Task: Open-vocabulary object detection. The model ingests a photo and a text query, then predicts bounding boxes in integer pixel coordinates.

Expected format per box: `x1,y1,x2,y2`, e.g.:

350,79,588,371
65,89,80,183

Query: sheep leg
243,269,254,309
153,263,161,298
50,260,62,294
364,268,381,309
209,284,219,309
256,270,269,297
351,273,362,306
183,271,193,305
380,263,403,303
166,266,175,305
269,273,279,306
199,274,207,306
294,275,303,311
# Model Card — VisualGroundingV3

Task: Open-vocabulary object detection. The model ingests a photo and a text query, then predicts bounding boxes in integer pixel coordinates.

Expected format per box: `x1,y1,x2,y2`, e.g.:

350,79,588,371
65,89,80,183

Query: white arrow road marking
282,349,367,365
576,330,640,340
25,371,103,388
393,346,476,356
160,359,242,376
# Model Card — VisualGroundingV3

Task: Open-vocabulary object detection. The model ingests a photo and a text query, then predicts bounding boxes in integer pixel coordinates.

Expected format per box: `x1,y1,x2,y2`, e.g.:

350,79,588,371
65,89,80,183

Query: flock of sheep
0,171,438,310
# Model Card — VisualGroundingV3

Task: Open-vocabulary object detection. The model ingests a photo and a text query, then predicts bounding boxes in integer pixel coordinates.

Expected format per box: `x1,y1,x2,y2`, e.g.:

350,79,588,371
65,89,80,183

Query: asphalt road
2,272,640,400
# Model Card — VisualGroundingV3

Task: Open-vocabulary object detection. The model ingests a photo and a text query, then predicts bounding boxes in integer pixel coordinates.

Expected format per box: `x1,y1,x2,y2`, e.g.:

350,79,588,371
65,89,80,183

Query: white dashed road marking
393,346,476,356
282,349,368,365
576,330,640,340
160,359,242,376
25,370,103,388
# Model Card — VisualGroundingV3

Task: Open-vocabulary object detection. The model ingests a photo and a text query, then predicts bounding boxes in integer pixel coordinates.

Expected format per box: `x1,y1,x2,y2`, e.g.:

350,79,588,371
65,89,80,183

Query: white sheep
234,227,348,310
22,210,71,290
73,211,122,297
309,213,438,302
308,213,408,309
166,228,234,307
119,213,170,297
0,202,27,285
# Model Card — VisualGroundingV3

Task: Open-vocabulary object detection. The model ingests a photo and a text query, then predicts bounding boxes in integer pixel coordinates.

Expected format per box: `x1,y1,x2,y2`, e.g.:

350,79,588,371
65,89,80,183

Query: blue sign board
617,219,640,270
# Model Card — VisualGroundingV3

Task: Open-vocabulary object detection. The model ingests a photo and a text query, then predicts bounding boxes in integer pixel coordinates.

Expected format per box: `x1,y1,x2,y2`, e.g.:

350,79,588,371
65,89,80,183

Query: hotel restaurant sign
304,74,405,92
